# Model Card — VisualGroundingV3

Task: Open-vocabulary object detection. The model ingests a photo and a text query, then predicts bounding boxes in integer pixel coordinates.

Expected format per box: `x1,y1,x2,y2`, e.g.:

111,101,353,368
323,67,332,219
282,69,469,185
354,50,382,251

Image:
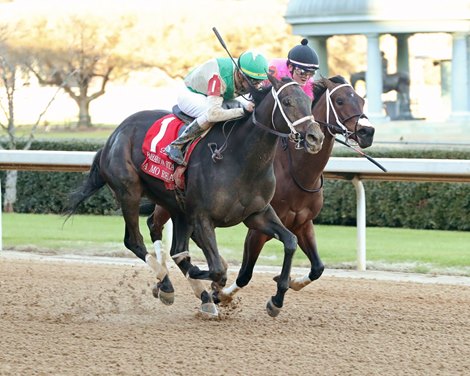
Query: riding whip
212,27,259,93
334,137,387,172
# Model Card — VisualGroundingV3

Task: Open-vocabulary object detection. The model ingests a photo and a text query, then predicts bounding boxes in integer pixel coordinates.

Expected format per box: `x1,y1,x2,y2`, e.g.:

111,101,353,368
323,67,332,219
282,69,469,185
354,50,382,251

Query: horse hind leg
119,195,174,306
146,206,174,304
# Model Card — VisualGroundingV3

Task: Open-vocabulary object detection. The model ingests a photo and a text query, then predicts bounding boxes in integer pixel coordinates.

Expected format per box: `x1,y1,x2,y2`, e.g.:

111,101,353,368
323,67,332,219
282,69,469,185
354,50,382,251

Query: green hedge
2,139,470,230
318,180,470,231
1,139,118,215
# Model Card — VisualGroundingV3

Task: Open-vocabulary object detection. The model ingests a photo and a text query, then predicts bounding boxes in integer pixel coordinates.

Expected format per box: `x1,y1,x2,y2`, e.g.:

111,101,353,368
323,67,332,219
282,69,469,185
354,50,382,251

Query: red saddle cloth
141,114,198,190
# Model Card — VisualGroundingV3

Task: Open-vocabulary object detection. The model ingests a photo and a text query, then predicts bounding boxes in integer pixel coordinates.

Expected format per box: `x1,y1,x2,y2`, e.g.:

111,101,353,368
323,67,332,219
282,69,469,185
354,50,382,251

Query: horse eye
282,97,293,106
336,98,344,105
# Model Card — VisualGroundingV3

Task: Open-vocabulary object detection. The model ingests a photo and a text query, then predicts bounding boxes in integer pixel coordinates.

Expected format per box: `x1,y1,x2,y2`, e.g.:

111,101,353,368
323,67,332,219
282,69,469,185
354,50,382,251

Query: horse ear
267,73,282,89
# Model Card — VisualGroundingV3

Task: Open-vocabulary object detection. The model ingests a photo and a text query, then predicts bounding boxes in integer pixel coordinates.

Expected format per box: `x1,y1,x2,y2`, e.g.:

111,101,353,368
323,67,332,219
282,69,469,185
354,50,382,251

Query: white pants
177,89,246,126
177,89,210,125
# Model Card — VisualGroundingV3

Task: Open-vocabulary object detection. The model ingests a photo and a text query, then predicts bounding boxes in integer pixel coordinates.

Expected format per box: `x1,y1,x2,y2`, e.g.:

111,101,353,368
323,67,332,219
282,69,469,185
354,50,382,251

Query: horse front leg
289,222,324,291
243,206,297,317
190,217,228,289
170,215,219,318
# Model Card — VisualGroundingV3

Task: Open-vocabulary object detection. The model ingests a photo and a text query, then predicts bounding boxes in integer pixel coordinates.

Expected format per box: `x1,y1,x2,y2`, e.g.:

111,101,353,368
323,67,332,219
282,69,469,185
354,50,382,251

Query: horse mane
312,75,348,108
250,76,295,105
250,84,271,105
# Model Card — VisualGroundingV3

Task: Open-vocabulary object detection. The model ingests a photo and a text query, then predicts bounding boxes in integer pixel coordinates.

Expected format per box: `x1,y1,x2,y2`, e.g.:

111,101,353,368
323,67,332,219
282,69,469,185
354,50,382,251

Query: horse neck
238,94,283,168
309,96,337,169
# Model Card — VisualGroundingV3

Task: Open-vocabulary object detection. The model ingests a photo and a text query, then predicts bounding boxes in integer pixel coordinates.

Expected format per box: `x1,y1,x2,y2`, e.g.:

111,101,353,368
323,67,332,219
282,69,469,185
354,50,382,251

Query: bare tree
25,15,144,128
0,23,62,211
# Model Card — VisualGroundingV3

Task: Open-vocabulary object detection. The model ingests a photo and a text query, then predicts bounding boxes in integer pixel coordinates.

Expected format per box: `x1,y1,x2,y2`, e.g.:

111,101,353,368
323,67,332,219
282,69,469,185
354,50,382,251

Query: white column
450,32,470,120
307,36,328,79
467,35,470,113
0,179,2,251
366,33,386,120
352,177,366,271
396,33,411,74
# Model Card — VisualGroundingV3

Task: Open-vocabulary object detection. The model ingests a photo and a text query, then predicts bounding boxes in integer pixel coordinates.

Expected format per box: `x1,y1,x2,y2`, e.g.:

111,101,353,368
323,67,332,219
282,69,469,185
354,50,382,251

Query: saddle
172,105,193,136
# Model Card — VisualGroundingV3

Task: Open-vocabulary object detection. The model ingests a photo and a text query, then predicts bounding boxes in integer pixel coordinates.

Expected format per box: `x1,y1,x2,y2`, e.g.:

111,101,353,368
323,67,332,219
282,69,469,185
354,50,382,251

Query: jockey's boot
165,119,207,165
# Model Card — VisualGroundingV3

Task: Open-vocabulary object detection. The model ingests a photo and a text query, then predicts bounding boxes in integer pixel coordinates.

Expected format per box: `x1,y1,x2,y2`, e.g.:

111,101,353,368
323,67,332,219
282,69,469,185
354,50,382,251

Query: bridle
252,81,316,149
319,83,368,145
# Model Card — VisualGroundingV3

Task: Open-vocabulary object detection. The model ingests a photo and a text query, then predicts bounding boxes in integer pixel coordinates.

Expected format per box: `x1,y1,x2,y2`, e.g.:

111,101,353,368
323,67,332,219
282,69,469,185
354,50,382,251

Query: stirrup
165,144,186,165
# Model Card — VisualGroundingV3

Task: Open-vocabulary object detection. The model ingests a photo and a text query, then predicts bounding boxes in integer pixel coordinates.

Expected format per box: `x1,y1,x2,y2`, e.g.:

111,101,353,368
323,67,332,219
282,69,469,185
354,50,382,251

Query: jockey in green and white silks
165,50,268,165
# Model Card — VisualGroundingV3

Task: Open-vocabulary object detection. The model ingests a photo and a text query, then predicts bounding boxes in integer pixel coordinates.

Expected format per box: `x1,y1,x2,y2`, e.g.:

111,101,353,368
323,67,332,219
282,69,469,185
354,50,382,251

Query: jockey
267,38,319,99
165,50,269,165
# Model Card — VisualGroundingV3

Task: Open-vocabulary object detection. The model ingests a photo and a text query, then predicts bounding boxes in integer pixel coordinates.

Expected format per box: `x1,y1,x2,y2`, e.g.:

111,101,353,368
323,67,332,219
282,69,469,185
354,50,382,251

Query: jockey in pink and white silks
165,50,269,165
267,38,319,100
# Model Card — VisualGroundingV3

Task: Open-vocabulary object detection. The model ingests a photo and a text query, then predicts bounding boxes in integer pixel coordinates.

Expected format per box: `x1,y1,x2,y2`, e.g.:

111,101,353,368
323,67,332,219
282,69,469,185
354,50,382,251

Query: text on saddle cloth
141,114,199,190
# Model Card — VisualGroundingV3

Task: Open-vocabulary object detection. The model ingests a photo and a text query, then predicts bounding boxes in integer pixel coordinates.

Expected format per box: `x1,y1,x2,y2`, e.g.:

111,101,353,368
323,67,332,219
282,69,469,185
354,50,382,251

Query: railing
1,150,469,270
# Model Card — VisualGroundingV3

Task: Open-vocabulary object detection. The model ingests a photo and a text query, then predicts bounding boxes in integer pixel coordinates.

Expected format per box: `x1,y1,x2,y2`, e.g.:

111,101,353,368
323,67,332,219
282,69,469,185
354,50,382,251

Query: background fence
1,149,469,270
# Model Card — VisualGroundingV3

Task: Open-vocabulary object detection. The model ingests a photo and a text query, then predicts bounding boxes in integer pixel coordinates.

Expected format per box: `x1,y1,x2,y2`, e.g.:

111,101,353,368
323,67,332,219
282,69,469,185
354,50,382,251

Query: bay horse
148,76,375,315
66,75,324,317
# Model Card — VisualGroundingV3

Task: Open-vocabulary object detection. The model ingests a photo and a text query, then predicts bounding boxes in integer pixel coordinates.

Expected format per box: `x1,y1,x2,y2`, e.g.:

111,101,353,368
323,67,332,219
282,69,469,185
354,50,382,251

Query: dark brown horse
66,75,324,318
148,76,375,315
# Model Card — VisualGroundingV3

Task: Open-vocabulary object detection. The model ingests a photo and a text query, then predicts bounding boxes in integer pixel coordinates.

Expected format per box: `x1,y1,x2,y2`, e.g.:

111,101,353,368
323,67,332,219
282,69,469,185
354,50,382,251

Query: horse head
312,76,375,148
256,75,323,154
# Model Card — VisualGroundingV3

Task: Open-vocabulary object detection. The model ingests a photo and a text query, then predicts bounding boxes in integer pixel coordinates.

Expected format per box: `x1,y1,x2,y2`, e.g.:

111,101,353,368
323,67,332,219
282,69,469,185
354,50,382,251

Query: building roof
285,0,470,36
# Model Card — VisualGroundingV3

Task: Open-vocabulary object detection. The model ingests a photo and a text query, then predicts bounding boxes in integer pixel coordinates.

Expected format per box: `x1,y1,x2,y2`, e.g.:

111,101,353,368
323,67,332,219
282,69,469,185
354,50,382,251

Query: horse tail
64,149,106,219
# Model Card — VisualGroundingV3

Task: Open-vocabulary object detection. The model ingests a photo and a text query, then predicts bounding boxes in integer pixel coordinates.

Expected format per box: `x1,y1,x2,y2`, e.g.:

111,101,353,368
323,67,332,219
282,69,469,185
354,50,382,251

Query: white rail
1,150,469,270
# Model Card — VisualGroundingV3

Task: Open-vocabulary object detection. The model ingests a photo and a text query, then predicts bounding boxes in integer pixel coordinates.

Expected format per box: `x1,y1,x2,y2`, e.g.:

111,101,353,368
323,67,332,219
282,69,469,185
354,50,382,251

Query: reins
207,119,240,162
252,112,290,138
283,138,323,193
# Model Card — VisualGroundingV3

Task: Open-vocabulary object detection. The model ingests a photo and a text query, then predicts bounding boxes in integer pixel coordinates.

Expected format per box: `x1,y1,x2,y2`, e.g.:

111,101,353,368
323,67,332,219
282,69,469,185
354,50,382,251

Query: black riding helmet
287,38,319,72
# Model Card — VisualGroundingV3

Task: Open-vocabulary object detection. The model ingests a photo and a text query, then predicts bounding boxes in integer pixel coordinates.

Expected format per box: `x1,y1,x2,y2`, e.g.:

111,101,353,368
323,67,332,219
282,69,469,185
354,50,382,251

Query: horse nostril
306,132,324,147
358,127,375,138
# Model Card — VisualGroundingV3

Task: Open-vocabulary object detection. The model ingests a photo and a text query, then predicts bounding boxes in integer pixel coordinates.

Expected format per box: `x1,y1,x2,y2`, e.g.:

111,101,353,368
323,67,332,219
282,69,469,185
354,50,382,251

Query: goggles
246,76,265,88
293,66,316,78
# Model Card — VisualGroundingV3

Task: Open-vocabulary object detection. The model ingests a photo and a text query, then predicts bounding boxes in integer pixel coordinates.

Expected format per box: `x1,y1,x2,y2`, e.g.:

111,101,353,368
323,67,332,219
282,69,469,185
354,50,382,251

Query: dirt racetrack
1,255,469,376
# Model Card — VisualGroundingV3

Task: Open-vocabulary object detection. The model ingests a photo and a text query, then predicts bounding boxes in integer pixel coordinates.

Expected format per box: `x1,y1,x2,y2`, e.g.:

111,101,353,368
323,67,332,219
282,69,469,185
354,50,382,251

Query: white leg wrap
187,277,206,299
153,240,168,266
172,251,190,264
222,282,242,297
289,273,312,291
145,254,167,281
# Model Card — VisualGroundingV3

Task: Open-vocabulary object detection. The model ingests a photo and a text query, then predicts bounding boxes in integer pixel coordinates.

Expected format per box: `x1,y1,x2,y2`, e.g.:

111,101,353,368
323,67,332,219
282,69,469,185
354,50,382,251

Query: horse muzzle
354,124,375,149
303,121,324,154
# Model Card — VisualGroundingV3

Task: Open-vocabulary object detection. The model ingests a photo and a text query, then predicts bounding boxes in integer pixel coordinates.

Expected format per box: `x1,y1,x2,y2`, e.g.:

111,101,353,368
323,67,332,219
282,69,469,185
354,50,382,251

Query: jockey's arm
205,95,246,122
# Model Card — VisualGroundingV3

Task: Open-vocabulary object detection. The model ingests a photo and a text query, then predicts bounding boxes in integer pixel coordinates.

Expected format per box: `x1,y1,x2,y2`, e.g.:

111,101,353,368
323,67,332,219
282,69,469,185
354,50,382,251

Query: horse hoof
213,290,233,305
151,283,160,299
152,283,174,305
158,290,175,306
200,302,219,318
211,290,221,305
266,297,281,317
